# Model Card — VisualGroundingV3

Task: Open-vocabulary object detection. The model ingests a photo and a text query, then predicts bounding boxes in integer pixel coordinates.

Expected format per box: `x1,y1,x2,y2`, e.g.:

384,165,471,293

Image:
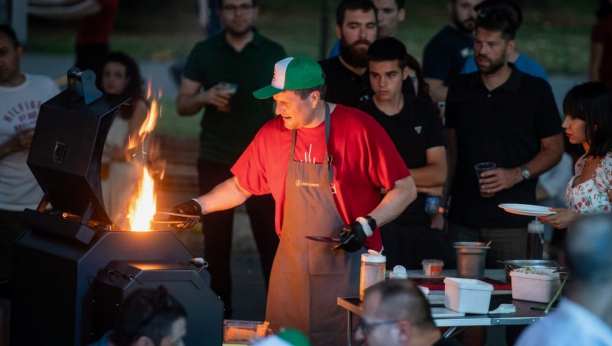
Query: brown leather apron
265,103,364,346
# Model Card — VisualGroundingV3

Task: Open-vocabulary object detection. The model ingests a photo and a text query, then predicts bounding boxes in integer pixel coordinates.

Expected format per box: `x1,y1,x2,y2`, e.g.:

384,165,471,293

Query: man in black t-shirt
359,37,455,269
445,6,563,268
319,0,415,108
422,0,482,103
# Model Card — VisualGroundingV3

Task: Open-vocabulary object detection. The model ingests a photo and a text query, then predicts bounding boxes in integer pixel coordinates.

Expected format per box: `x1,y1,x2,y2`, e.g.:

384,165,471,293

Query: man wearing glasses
357,280,463,346
176,0,286,319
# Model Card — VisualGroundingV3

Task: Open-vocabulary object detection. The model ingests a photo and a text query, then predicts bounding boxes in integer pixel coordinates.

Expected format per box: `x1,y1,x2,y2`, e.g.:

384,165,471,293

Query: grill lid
27,69,130,226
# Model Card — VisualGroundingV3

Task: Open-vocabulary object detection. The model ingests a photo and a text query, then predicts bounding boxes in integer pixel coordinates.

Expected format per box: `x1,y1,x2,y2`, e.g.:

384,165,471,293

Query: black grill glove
333,221,367,253
170,199,203,229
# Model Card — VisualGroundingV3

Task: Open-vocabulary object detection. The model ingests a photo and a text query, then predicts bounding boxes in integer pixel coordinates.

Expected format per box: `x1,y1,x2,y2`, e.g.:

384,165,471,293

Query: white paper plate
498,203,556,216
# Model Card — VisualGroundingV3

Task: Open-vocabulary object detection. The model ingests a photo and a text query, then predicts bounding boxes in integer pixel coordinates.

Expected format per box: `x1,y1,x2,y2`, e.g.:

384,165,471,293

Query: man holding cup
175,0,286,318
444,6,563,267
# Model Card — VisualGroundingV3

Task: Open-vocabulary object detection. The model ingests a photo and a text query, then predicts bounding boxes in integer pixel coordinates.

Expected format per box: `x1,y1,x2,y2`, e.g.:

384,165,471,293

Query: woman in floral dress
541,82,612,229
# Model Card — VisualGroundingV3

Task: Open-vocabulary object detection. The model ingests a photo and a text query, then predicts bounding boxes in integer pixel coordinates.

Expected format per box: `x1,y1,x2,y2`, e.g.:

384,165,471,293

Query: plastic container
223,320,271,343
359,253,386,300
510,267,560,303
444,277,493,314
390,265,407,279
527,219,545,259
422,259,444,276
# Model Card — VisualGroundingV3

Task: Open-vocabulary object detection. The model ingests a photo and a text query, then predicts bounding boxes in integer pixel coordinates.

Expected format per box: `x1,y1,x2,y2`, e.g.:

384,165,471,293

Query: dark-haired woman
541,82,612,229
100,52,148,230
590,0,612,89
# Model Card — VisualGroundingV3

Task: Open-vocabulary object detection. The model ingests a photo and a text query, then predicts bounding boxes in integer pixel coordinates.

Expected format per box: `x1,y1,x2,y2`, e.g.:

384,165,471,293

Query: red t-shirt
76,0,119,45
592,17,612,89
231,104,411,251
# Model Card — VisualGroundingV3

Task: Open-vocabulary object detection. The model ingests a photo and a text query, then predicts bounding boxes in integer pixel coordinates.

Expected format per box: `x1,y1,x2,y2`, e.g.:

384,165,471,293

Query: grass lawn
155,100,201,137
26,0,596,135
28,0,595,74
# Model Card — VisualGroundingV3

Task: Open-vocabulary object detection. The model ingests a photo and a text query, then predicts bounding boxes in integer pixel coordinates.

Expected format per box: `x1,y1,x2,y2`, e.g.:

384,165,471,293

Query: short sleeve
424,102,445,149
422,40,451,81
183,43,206,83
444,81,458,129
594,154,612,194
231,127,271,195
363,118,411,190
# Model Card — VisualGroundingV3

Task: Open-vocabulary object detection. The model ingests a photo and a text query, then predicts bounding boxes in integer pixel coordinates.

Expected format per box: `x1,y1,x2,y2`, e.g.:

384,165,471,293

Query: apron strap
289,102,334,185
323,102,334,185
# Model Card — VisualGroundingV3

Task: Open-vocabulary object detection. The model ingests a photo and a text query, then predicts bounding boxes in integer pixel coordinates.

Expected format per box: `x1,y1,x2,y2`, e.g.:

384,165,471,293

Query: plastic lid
390,265,407,279
422,259,444,265
362,253,386,263
443,277,494,291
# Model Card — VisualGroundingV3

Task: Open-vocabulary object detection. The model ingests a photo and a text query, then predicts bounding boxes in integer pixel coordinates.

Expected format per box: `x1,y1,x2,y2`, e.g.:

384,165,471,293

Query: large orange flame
127,80,162,231
129,167,157,231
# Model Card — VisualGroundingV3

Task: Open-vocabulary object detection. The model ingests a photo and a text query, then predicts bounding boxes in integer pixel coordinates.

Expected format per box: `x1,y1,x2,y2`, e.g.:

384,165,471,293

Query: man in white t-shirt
0,24,60,293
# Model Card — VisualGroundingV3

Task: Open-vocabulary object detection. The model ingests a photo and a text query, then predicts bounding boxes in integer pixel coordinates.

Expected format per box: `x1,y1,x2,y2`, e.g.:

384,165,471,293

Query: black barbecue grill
10,69,223,346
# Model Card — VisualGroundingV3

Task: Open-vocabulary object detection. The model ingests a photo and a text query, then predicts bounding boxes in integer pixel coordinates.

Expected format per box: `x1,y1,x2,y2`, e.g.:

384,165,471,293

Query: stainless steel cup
454,242,490,278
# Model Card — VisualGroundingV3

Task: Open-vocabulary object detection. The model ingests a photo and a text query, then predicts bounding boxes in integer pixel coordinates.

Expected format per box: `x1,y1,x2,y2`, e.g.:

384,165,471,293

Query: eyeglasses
221,4,255,13
357,318,400,335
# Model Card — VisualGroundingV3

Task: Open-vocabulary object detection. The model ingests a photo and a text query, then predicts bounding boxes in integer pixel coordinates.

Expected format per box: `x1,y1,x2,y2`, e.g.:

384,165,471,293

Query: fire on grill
11,69,224,346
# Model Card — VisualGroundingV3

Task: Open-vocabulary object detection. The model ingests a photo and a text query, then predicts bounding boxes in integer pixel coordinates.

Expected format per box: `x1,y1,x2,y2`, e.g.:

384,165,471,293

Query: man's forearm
0,137,21,160
424,78,448,103
443,129,458,207
194,177,252,214
176,94,205,116
408,164,447,187
524,134,564,178
368,176,416,228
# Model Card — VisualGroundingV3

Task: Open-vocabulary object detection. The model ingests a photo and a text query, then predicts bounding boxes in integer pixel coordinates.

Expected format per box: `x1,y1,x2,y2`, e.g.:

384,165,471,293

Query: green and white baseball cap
253,56,325,99
253,329,311,346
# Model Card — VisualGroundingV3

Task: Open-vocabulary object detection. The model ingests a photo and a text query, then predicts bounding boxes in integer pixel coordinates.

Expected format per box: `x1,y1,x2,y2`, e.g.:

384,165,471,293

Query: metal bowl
502,259,559,283
453,241,490,249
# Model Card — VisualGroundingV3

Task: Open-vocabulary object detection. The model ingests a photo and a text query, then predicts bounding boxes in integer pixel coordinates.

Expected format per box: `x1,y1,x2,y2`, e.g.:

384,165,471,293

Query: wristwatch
520,166,531,180
364,215,377,230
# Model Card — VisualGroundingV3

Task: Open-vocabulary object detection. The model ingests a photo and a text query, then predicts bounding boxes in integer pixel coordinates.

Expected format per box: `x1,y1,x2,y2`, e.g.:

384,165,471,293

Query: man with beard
319,0,415,107
422,0,482,103
176,0,286,319
444,6,563,268
318,0,377,108
328,0,406,57
459,0,549,82
327,0,426,100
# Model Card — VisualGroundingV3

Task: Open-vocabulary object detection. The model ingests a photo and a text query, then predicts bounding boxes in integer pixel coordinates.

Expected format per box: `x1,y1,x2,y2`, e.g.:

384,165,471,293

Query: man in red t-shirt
172,56,415,346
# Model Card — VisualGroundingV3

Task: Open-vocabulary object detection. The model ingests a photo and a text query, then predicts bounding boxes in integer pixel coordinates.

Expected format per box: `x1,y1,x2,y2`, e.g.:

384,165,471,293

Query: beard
476,54,507,75
339,36,371,68
226,24,253,38
452,13,475,34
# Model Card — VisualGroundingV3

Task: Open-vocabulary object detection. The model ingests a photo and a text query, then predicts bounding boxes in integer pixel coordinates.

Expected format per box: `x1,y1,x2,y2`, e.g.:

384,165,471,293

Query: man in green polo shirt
176,0,286,318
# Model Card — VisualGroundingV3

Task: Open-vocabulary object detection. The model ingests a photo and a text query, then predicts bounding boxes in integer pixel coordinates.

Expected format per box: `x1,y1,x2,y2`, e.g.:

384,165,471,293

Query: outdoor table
338,269,548,346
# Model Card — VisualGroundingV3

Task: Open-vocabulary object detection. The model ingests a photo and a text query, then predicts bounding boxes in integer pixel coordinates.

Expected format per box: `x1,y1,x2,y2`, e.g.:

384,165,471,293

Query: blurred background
0,0,595,321
3,0,593,135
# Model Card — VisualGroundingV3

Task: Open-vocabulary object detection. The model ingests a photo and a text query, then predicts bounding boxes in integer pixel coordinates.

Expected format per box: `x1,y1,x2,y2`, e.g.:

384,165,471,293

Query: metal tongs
151,211,201,224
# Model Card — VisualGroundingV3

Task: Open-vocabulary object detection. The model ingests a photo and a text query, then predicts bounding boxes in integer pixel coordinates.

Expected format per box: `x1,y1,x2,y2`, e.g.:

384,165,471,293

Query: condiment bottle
360,252,386,300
